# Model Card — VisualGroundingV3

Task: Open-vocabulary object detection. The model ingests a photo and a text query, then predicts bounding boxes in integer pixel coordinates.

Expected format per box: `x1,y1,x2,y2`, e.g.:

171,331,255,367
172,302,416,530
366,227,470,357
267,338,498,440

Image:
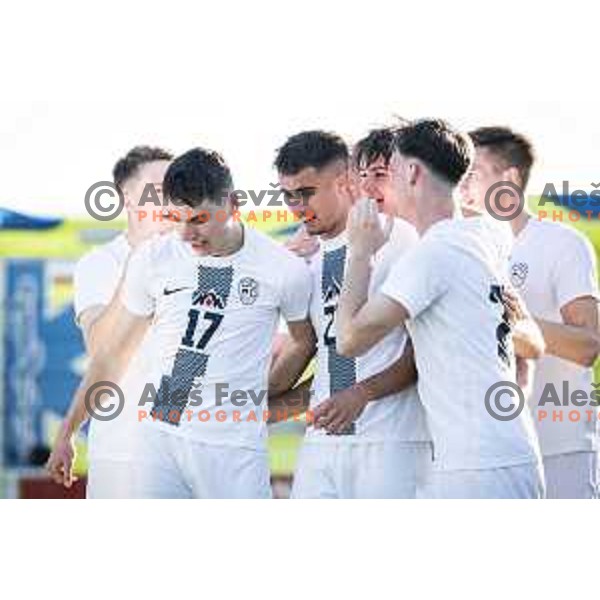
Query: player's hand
46,432,77,488
503,286,529,324
313,385,369,435
347,197,393,259
516,357,534,395
285,226,320,260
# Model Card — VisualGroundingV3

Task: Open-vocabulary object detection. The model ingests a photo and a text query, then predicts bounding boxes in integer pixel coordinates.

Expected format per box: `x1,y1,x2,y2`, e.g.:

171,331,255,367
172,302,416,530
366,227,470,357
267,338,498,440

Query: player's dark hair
353,127,397,170
469,126,535,188
393,119,472,185
163,147,233,208
274,130,348,176
112,146,173,188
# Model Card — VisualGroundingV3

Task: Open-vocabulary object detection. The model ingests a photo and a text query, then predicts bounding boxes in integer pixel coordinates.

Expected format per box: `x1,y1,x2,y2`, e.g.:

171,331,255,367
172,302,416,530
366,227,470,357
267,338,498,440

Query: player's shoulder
374,217,419,272
247,226,310,270
426,216,511,272
389,217,419,243
75,232,129,275
530,217,593,251
134,231,184,263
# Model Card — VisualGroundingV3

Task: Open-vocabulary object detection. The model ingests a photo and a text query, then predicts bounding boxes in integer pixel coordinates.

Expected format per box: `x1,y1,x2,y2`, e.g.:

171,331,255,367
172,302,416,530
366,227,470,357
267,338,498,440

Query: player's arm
314,338,417,434
78,256,133,356
46,304,151,487
337,249,409,356
268,319,317,397
336,198,409,356
502,289,546,359
268,376,314,423
45,255,135,488
47,241,156,487
268,251,316,404
537,296,600,367
512,320,545,359
535,233,600,367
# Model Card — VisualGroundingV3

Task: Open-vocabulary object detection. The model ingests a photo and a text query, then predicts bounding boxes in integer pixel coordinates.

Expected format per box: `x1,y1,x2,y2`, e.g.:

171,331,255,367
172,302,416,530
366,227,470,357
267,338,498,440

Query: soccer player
463,126,600,498
354,125,416,225
53,147,313,498
46,146,174,497
336,119,545,499
274,130,432,499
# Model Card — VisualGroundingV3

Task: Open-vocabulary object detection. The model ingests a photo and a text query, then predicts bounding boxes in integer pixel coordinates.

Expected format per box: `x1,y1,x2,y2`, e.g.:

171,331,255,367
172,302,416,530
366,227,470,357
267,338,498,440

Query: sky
1,1,597,217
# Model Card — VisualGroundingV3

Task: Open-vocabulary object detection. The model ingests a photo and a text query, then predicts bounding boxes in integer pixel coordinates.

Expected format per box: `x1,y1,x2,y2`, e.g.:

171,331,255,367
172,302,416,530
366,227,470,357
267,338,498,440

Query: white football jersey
122,226,312,449
74,233,157,461
74,233,129,322
509,218,599,456
381,217,541,471
308,218,430,443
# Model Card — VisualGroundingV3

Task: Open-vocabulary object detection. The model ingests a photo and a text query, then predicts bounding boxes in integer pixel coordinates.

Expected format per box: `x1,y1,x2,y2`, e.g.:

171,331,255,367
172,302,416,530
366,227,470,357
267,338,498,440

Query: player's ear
505,166,523,189
407,161,419,187
343,166,362,204
227,190,240,212
122,185,134,212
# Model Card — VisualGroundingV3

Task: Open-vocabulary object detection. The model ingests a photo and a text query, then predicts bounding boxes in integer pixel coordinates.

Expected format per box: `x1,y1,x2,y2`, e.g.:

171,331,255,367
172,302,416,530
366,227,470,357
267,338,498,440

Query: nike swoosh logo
163,286,191,296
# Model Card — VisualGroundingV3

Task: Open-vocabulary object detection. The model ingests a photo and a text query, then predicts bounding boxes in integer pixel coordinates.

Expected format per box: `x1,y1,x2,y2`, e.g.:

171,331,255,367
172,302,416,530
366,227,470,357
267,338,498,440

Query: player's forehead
360,155,390,173
279,166,325,191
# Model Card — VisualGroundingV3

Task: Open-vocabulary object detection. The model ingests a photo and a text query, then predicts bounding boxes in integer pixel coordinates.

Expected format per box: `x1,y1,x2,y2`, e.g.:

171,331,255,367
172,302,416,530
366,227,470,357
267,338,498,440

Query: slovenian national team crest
510,262,529,289
238,277,259,305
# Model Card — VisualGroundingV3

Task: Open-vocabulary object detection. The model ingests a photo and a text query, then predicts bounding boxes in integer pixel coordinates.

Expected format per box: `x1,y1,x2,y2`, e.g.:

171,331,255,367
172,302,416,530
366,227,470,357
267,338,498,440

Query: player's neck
319,216,347,241
126,215,153,249
395,202,417,227
210,222,245,257
416,189,458,235
510,211,531,237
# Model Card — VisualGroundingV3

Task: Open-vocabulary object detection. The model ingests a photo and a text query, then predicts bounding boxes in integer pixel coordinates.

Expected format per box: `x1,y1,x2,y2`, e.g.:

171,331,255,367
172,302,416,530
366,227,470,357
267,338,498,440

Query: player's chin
302,215,321,234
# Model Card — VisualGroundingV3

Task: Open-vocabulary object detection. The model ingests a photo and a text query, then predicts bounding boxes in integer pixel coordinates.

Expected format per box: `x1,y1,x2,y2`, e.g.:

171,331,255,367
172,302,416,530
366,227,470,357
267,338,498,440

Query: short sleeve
380,239,449,319
553,230,599,309
121,241,156,317
280,255,312,322
73,250,121,324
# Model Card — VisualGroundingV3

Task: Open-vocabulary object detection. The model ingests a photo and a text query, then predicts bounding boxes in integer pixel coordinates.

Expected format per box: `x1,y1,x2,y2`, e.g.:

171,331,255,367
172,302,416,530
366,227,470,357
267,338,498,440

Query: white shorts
543,451,599,499
87,425,272,499
417,462,545,499
291,439,433,499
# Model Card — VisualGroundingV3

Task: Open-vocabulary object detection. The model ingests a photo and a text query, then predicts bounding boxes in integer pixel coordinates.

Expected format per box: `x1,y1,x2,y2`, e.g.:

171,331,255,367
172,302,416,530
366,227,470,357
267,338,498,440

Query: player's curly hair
112,146,173,188
163,147,233,208
469,126,535,188
394,119,473,185
274,130,348,176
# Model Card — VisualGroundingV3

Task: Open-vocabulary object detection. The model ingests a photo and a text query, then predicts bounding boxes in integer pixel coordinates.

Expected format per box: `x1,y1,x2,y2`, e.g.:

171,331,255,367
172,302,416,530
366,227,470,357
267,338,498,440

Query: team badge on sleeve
238,277,259,305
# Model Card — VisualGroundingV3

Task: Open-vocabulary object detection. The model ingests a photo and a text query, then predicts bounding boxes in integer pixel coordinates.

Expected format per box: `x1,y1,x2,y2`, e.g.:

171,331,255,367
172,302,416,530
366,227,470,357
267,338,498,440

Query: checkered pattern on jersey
152,265,234,426
192,265,234,309
151,350,209,425
321,246,357,395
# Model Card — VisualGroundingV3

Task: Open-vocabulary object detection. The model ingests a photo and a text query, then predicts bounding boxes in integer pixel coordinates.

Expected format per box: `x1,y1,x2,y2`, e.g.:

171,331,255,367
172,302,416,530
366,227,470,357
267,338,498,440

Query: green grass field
2,203,599,476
